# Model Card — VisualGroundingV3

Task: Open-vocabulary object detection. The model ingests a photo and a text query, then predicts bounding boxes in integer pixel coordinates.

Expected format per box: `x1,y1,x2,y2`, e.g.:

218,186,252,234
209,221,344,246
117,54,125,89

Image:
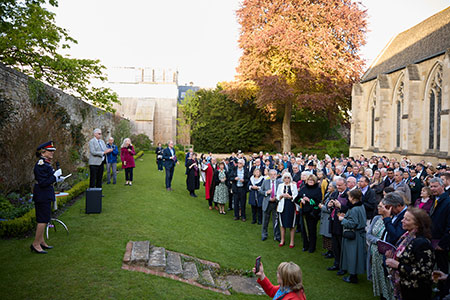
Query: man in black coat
379,192,407,245
326,177,349,275
383,168,395,187
358,175,377,222
230,159,249,221
429,177,450,297
408,168,423,204
162,140,177,191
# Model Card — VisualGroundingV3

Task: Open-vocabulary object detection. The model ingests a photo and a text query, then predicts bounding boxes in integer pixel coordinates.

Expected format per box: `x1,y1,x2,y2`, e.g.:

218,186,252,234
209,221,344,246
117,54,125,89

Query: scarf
273,286,292,300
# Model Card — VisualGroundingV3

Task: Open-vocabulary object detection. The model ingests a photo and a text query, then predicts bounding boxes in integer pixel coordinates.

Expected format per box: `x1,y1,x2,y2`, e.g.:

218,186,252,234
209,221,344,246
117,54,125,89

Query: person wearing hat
31,141,65,254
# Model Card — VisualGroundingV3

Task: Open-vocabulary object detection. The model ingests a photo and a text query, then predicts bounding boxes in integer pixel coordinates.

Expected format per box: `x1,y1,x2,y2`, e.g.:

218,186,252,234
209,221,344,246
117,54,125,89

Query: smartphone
255,256,261,273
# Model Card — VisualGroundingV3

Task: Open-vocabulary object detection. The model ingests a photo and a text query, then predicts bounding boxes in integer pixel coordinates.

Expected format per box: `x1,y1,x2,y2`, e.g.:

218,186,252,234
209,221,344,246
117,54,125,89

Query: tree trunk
282,101,292,153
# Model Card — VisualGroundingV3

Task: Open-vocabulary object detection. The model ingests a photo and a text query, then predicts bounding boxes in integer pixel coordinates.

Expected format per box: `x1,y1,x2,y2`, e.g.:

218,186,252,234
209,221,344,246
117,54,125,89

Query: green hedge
0,151,144,237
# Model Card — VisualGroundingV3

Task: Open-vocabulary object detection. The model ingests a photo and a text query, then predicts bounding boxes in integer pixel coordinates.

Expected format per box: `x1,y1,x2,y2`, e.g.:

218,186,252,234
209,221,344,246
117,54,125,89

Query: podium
86,188,102,214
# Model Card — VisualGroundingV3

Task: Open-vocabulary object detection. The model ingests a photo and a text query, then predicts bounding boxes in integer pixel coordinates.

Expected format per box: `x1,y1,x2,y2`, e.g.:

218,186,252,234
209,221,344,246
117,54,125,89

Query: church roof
361,6,450,83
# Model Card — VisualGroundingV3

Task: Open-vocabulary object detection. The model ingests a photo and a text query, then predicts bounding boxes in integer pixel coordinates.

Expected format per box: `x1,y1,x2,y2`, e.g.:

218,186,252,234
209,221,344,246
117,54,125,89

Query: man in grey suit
259,169,281,241
89,128,112,188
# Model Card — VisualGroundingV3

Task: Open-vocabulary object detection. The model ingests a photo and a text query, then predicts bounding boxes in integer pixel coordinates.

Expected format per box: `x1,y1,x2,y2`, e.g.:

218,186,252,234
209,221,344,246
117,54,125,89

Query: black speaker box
86,188,102,214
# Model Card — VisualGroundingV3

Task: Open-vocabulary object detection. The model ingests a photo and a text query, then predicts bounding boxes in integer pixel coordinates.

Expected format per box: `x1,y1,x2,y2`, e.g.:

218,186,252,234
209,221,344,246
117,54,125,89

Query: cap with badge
37,141,56,152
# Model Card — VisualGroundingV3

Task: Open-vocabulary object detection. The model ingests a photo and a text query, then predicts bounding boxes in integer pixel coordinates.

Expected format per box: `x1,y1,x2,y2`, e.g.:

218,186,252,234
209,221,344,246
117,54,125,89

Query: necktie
434,197,439,209
271,181,275,198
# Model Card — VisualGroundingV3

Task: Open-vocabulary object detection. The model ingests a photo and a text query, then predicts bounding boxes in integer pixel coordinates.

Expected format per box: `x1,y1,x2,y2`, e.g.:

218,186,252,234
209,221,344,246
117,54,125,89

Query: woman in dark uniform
31,141,62,254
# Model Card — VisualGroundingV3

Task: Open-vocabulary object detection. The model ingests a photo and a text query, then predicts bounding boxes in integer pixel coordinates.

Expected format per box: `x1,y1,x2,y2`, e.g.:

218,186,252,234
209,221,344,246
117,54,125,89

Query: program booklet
377,240,397,255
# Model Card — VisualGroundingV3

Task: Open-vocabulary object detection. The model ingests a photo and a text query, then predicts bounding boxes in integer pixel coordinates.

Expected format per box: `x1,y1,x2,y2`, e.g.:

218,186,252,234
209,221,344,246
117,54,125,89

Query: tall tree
0,0,118,112
228,0,367,152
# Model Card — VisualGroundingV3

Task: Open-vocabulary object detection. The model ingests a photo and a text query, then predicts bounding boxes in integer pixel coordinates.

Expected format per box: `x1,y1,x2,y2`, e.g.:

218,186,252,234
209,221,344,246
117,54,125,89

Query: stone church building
350,7,450,164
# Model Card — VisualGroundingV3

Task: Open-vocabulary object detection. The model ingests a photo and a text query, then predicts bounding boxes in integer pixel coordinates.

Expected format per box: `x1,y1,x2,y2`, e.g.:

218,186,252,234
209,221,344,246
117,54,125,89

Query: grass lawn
0,152,377,300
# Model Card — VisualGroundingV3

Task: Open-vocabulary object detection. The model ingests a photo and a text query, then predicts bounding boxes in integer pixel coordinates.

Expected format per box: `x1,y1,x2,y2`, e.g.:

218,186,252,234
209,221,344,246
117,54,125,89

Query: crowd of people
171,149,450,300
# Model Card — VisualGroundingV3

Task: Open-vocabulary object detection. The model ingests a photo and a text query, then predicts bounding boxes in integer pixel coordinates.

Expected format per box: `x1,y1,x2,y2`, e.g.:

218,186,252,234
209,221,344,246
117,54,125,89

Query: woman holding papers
366,203,394,300
385,207,435,300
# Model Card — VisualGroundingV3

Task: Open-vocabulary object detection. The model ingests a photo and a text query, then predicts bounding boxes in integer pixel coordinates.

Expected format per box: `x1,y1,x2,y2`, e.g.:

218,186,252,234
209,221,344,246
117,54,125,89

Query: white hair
121,138,131,148
238,159,245,165
93,128,101,134
282,172,292,181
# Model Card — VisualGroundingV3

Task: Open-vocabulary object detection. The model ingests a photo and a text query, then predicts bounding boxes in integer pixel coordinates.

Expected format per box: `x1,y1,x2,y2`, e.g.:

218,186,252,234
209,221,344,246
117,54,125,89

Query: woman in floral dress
366,205,394,300
213,162,229,214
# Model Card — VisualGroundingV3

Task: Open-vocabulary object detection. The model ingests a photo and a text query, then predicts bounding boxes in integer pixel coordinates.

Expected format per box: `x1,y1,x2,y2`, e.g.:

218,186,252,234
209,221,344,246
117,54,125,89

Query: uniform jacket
33,157,56,203
259,178,281,211
89,137,106,166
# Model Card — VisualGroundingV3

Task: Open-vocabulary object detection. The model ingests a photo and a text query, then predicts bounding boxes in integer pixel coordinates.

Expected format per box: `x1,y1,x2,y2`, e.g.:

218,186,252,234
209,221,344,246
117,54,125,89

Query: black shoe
337,270,347,276
40,244,53,250
302,248,308,252
30,245,47,254
107,182,110,184
308,249,315,253
233,217,239,221
257,222,262,225
343,275,358,283
327,265,339,271
228,208,233,211
325,253,334,259
262,237,267,241
251,220,256,224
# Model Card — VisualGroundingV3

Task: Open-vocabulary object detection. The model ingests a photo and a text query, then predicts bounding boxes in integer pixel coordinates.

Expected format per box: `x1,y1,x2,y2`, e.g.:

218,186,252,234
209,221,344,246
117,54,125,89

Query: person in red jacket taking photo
253,260,307,300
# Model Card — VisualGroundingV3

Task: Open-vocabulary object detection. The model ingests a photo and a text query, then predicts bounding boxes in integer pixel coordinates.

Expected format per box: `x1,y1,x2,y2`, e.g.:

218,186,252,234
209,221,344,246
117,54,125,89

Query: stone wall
350,51,450,165
0,63,118,162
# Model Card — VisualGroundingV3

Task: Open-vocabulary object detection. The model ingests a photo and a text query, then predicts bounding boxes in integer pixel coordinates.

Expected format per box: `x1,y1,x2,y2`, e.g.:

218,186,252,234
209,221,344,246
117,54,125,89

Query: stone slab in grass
166,251,183,275
225,275,265,295
148,247,166,271
183,262,199,280
201,270,215,285
130,241,149,265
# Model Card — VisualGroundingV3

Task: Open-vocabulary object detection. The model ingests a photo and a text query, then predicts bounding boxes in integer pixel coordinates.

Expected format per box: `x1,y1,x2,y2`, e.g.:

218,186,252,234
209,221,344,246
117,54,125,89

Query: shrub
130,133,152,152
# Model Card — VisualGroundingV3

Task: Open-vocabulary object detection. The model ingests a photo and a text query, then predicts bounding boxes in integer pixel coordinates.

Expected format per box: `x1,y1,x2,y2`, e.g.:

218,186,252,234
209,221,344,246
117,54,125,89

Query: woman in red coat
253,261,307,300
120,138,136,186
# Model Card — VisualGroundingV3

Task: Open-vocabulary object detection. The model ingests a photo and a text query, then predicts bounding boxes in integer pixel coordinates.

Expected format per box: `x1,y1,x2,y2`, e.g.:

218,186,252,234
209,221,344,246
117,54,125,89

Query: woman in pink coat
120,138,136,186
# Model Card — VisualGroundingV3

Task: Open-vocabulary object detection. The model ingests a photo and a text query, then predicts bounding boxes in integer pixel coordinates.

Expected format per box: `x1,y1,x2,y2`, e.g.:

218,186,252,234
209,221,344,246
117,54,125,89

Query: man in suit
379,192,407,245
392,170,411,204
441,172,450,196
327,177,349,275
163,140,177,191
89,128,112,188
383,168,395,187
358,175,377,222
291,164,301,183
230,159,249,221
408,168,423,203
259,169,281,242
249,158,263,175
429,177,450,297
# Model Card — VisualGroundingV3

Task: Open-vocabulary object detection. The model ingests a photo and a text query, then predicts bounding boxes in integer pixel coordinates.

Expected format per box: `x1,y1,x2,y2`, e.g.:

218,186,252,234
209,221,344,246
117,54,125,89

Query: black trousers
125,168,133,181
233,187,246,219
165,166,174,188
301,214,318,252
89,163,104,188
251,205,262,224
157,159,163,171
332,233,343,268
228,188,233,209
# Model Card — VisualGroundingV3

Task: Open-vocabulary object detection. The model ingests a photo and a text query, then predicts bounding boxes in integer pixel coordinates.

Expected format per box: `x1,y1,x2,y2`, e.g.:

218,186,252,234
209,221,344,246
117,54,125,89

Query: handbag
343,229,356,240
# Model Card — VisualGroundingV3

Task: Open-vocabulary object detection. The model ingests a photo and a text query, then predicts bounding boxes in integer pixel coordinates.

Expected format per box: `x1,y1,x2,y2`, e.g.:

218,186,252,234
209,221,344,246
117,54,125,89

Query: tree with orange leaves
226,0,367,152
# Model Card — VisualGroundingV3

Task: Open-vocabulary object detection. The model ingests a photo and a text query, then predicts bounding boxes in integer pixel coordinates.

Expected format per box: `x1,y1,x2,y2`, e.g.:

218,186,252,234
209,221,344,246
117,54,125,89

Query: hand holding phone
255,256,261,273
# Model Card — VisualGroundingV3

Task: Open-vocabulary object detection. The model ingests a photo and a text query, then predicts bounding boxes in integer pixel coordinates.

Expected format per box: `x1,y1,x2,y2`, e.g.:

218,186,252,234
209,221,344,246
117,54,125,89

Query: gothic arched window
428,64,442,150
395,79,404,149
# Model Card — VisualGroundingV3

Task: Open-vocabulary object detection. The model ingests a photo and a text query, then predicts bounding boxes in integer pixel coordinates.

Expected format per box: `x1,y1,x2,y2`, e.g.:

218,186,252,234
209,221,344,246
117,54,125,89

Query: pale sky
53,0,449,88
